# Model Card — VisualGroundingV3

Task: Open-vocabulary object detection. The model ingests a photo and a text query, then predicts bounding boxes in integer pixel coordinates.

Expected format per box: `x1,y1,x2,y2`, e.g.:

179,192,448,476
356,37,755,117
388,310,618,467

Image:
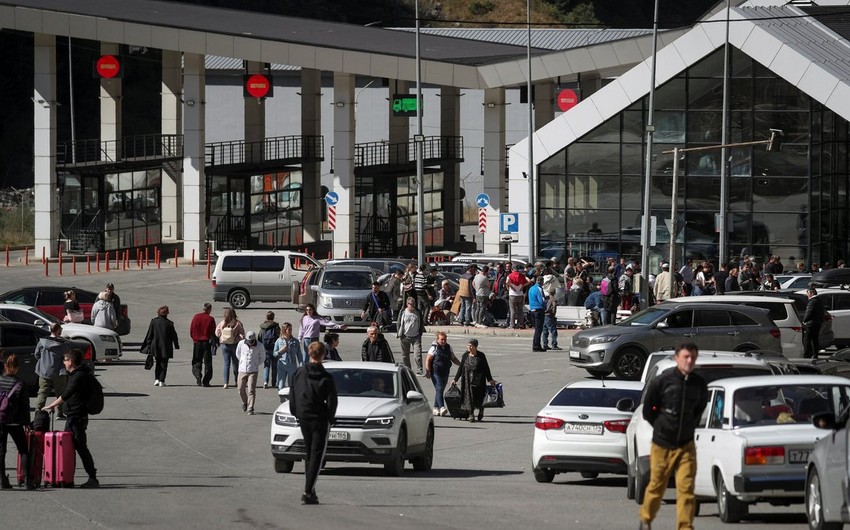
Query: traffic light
766,129,783,152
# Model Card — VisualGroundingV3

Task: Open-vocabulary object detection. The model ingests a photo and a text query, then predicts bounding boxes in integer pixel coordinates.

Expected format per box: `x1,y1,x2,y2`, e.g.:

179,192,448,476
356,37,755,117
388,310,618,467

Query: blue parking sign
500,213,519,233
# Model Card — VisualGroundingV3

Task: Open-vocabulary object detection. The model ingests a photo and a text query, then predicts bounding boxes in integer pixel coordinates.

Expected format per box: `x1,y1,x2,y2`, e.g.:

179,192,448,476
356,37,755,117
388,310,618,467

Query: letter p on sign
500,213,519,233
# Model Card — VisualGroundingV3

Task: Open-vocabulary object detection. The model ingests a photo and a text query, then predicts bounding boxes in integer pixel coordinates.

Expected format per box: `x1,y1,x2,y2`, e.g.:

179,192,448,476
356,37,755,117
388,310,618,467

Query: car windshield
617,307,669,327
30,307,60,324
321,271,373,290
550,387,642,408
732,384,850,427
326,368,398,398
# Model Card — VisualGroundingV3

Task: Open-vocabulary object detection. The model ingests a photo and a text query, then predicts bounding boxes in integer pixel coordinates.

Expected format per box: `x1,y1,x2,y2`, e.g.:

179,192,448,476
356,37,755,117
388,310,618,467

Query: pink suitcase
43,431,75,487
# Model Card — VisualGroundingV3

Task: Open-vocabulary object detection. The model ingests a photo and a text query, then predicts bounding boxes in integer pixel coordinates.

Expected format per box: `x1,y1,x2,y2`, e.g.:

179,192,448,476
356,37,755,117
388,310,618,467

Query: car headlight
363,416,395,429
274,413,299,427
99,335,116,342
590,335,621,344
319,295,332,309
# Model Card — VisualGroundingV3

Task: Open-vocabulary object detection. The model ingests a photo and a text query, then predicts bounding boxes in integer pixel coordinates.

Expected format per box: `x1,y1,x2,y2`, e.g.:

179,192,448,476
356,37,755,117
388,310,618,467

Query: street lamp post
415,0,425,265
639,0,660,308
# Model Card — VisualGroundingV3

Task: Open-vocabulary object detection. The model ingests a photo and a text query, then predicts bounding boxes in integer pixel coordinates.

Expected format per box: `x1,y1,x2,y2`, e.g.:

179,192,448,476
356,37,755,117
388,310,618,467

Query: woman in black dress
451,338,497,423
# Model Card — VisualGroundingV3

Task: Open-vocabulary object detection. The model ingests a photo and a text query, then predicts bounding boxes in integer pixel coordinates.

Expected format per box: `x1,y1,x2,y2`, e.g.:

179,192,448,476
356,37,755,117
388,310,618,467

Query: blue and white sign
500,212,519,233
324,191,340,206
475,193,490,209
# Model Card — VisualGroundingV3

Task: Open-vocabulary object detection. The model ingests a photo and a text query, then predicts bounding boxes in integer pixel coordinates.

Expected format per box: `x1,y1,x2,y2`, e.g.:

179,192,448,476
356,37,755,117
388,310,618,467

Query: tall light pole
415,0,425,265
718,0,732,267
526,0,535,263
639,0,660,306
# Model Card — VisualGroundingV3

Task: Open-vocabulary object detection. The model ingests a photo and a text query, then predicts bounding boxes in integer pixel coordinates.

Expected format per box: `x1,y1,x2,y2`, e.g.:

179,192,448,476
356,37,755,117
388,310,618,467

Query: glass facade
538,48,850,268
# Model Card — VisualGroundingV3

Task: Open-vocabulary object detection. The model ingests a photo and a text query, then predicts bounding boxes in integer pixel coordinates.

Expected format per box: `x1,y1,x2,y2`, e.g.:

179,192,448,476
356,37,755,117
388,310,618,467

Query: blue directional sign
500,212,519,233
475,193,490,208
324,191,340,206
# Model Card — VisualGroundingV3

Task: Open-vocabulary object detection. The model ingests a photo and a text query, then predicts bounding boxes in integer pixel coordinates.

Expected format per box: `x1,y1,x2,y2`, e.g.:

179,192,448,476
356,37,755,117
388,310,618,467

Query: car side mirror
655,321,669,329
310,285,319,292
406,390,426,402
34,319,47,328
812,412,837,430
278,386,290,404
616,397,635,412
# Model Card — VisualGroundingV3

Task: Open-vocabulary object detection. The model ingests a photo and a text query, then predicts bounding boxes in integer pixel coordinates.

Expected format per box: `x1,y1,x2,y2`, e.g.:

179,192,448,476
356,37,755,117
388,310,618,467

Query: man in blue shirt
584,288,604,327
528,278,546,351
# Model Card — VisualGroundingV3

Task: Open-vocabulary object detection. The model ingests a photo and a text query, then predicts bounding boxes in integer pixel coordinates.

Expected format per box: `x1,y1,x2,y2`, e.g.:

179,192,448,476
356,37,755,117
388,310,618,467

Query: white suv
270,362,434,476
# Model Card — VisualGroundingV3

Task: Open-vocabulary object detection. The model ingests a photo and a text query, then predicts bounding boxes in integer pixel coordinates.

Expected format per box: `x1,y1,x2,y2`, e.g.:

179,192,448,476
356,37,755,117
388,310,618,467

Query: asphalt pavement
0,262,810,529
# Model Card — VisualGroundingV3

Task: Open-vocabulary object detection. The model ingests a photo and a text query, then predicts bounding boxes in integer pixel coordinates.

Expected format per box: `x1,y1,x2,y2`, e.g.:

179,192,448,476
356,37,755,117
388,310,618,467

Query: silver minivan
212,250,319,308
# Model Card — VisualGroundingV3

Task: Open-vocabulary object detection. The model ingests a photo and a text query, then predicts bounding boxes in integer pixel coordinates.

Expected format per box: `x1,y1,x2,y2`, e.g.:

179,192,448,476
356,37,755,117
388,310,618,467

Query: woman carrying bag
451,338,497,423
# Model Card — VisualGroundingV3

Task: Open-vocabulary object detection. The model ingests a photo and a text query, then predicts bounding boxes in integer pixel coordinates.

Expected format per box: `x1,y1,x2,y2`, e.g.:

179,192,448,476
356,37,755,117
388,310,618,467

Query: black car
789,357,850,378
0,286,131,336
0,322,92,392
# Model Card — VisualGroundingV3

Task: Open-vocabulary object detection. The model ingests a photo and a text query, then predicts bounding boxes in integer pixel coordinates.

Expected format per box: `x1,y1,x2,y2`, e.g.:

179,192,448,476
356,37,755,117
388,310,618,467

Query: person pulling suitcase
0,354,31,489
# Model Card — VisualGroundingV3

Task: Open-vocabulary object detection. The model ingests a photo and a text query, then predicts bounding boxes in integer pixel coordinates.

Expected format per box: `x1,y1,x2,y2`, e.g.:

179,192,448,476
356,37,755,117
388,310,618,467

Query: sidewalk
427,321,581,340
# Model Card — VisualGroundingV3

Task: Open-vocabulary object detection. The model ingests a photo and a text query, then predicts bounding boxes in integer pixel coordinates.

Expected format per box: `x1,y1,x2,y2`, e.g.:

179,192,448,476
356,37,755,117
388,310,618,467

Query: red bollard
327,251,331,260
125,250,129,270
44,258,48,277
359,248,363,258
145,247,149,267
24,247,28,266
206,255,211,280
191,249,195,267
72,255,77,275
106,251,110,272
87,254,91,274
96,252,100,272
115,251,120,270
5,244,9,267
174,249,179,268
58,247,63,276
344,250,348,258
140,249,144,270
42,247,46,265
156,249,161,269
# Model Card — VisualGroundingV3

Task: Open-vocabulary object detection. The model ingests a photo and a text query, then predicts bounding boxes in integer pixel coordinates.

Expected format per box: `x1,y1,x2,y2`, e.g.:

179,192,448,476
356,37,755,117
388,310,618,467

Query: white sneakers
154,380,166,387
263,382,269,389
223,383,229,389
440,407,448,416
432,407,440,416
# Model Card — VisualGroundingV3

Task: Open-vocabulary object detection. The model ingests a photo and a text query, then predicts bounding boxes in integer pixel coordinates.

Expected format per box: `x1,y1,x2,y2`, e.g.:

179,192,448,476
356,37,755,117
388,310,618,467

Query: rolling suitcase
17,430,44,487
43,414,75,488
443,384,469,420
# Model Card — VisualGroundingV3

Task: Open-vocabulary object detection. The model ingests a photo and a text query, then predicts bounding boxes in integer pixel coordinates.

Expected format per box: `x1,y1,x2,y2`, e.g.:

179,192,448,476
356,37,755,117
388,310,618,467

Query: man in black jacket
289,342,337,505
639,343,708,530
803,287,826,359
362,282,392,329
361,326,395,363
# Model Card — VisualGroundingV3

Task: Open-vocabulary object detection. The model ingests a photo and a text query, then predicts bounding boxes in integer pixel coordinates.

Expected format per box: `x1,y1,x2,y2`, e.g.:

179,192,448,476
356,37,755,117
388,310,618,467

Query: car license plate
343,315,356,323
564,422,603,435
789,449,809,463
328,431,349,441
569,350,581,359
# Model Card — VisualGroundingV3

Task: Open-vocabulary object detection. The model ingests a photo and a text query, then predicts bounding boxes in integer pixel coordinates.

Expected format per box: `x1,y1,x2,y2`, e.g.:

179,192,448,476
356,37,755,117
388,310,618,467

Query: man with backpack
600,267,621,325
259,312,281,389
362,282,392,330
43,348,101,488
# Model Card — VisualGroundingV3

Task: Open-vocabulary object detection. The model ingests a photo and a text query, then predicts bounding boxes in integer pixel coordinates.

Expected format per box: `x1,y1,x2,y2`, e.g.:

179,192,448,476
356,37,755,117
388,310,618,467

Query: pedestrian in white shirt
236,330,265,415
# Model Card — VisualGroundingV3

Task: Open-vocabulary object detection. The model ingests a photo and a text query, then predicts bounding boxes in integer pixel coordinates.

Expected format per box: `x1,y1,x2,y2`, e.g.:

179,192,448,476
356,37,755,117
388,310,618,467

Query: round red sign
557,88,579,112
245,74,271,98
96,55,120,79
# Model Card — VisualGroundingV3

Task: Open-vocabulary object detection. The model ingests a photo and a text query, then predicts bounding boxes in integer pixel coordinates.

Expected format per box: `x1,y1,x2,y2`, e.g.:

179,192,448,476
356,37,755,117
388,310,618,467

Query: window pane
540,174,566,209
621,177,643,210
252,255,285,272
222,255,251,271
688,111,722,143
568,143,620,174
689,78,723,110
654,111,685,144
567,174,620,209
539,150,565,174
655,79,686,111
580,117,620,143
622,143,643,174
753,178,808,212
758,213,808,246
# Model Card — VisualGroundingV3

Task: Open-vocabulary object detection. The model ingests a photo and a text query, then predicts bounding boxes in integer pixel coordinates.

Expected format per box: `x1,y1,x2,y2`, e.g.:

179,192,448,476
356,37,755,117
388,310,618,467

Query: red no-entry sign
95,55,121,79
557,89,579,112
244,74,272,98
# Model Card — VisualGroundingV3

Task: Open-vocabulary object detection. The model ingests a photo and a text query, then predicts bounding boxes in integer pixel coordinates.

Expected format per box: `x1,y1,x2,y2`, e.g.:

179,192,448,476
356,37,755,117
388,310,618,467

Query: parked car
0,303,122,361
0,321,93,392
790,358,850,378
211,249,319,309
270,362,434,476
568,302,782,380
309,266,377,327
806,396,850,529
291,265,322,310
532,379,644,483
775,274,813,290
325,258,413,275
695,375,850,523
624,352,777,503
797,288,850,348
0,286,131,336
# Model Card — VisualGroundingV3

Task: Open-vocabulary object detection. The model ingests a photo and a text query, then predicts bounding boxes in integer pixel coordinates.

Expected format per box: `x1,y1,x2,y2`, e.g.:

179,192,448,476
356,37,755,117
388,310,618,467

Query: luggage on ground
443,384,469,420
43,429,75,487
17,430,44,487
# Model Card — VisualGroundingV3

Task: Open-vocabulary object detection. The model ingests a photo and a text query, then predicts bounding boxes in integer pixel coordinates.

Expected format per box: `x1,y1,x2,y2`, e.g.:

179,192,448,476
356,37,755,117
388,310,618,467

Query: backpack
86,373,104,415
0,380,22,424
220,325,234,344
261,324,279,350
600,277,612,296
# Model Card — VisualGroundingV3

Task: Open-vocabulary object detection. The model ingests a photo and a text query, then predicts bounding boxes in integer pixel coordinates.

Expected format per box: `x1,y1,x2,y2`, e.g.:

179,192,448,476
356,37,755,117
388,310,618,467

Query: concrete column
244,61,266,162
388,79,409,164
440,86,461,248
579,73,603,99
161,50,182,241
182,53,206,259
33,33,57,258
301,68,322,244
100,43,122,161
482,88,506,254
331,73,355,258
534,81,555,129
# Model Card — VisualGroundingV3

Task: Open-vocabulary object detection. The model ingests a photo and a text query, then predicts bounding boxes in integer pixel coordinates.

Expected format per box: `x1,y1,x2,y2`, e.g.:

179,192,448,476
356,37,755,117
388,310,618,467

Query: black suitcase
443,384,469,420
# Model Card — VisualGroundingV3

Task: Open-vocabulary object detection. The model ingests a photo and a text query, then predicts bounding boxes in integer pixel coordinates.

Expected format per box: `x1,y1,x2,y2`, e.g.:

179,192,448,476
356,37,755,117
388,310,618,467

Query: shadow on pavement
554,476,627,488
103,392,150,398
319,467,524,479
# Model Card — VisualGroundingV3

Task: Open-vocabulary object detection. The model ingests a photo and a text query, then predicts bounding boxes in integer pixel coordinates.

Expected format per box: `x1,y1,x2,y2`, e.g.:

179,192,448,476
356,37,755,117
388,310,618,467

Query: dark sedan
0,286,130,336
0,321,93,392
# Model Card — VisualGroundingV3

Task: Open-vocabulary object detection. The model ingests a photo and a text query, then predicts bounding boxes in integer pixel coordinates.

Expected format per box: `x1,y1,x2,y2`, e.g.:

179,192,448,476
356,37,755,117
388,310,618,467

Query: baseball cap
661,262,669,270
246,330,257,342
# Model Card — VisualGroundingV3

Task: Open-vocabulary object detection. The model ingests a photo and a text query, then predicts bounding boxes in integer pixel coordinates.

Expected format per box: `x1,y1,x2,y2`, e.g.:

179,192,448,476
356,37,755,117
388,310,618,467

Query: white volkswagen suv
270,362,434,476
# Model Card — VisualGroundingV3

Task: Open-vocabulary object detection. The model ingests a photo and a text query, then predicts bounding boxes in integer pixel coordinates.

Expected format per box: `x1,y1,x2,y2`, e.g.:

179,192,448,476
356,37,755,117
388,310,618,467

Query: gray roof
391,28,656,51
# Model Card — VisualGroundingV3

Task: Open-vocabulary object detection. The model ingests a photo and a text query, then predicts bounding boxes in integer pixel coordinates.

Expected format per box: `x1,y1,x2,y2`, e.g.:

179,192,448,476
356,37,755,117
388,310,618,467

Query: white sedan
532,379,643,483
0,303,122,361
694,374,850,523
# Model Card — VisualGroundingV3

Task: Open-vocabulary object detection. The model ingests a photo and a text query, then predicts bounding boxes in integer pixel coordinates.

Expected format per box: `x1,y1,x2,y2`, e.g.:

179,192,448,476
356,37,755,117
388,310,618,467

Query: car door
822,407,850,514
694,309,738,351
288,253,318,298
0,308,47,329
695,388,725,496
251,254,287,302
650,309,697,351
828,292,850,347
35,289,66,321
0,324,43,390
401,369,429,447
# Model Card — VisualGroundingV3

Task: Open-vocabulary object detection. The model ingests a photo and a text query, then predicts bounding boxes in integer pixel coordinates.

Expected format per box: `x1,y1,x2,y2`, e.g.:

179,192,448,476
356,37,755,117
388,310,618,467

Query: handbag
65,309,84,323
481,383,505,408
144,353,154,370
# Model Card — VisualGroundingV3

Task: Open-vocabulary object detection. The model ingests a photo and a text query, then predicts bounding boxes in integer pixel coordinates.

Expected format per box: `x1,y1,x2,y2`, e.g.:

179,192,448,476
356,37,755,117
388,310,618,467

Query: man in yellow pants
639,343,708,530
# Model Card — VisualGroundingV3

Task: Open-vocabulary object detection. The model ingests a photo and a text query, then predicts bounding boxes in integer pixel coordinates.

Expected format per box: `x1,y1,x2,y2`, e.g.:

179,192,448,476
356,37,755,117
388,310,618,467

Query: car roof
0,303,44,313
324,361,401,372
653,354,772,371
710,374,850,390
216,249,310,257
320,265,376,273
0,286,94,294
563,379,644,391
668,295,795,304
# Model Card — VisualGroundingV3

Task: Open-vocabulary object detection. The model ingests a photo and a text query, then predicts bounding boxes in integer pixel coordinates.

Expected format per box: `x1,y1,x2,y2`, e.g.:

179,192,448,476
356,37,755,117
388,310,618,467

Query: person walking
361,326,394,363
140,306,180,387
619,266,635,311
414,264,433,319
0,354,31,489
289,341,338,505
472,265,491,328
601,267,621,325
274,323,302,389
63,290,83,323
528,277,546,352
90,290,117,330
189,303,216,387
652,262,673,304
298,304,345,358
362,282,392,330
215,308,245,389
105,283,121,320
452,265,476,327
424,331,461,416
323,332,342,362
34,322,71,411
259,312,281,389
396,297,425,375
43,348,100,488
236,330,264,415
506,264,529,329
451,338,497,423
803,287,826,359
542,288,560,351
639,342,708,530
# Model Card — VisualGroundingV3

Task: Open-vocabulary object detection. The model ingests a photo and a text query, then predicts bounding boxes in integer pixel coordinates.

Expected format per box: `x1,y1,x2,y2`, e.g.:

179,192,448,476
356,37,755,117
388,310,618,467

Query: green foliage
470,1,496,16
562,3,601,26
0,206,35,246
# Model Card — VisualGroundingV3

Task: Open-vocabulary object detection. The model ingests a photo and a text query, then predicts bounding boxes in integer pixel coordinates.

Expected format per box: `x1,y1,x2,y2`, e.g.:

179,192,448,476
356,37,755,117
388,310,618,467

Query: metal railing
205,135,323,167
57,134,183,166
355,135,463,168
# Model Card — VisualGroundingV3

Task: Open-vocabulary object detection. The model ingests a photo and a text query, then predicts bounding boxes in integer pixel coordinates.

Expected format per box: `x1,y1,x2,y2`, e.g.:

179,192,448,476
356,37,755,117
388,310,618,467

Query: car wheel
716,472,748,523
273,459,294,473
384,429,407,477
626,458,636,500
580,471,598,479
635,465,648,505
411,425,434,471
613,348,644,381
807,468,842,530
228,289,250,309
533,467,555,483
587,369,612,379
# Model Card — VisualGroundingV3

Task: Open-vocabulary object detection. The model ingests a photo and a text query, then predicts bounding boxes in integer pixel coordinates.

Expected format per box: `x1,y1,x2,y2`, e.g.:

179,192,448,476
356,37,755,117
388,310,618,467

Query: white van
212,250,319,309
